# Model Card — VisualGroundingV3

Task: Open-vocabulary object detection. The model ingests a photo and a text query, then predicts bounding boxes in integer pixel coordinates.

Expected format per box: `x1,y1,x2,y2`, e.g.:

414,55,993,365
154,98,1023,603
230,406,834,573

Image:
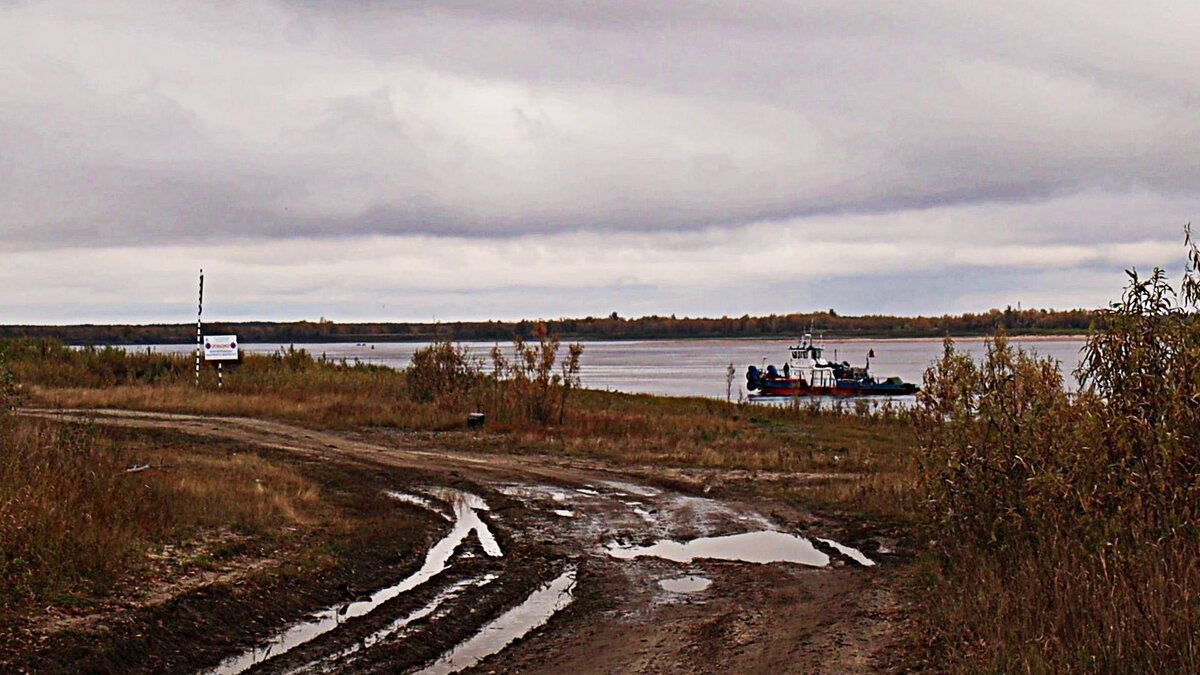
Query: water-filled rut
22,409,896,675
206,488,502,675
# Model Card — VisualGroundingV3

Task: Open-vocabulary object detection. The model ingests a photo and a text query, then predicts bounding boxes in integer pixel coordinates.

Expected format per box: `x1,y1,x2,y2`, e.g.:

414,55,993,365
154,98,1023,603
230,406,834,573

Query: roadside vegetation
0,415,325,605
5,327,916,518
912,235,1200,672
0,334,337,621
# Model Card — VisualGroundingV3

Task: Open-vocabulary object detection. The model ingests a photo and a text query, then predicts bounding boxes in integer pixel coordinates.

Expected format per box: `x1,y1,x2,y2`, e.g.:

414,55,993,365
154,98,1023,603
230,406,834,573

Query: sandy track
18,408,909,674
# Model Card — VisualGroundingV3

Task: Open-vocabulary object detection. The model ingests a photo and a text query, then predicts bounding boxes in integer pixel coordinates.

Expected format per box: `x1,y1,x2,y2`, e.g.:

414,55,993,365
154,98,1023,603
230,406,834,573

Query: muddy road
16,408,910,674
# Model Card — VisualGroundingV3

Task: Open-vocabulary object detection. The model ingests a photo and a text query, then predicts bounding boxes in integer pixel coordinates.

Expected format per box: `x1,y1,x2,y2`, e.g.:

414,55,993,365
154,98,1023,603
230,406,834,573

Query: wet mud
10,408,911,674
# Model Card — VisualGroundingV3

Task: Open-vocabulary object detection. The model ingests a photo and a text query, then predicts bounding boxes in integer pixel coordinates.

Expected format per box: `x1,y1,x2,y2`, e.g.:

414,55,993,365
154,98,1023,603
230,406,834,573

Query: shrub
488,327,583,426
404,340,481,404
912,231,1200,672
0,360,19,414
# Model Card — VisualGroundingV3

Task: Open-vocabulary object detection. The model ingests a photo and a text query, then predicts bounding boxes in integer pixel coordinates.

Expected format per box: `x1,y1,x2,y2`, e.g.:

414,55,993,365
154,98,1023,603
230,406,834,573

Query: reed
911,233,1200,672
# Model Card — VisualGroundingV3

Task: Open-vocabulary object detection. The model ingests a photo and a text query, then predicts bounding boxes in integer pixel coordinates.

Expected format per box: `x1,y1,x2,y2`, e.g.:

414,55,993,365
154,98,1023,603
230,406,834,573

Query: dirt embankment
8,408,911,674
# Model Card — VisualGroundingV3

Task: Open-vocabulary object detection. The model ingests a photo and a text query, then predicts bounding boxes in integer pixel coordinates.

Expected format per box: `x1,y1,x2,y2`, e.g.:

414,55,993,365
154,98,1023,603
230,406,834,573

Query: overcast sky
1,1,1197,324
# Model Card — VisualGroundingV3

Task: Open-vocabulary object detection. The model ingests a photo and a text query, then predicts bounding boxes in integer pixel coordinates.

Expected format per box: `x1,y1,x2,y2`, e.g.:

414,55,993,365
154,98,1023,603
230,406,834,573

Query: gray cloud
0,1,1196,320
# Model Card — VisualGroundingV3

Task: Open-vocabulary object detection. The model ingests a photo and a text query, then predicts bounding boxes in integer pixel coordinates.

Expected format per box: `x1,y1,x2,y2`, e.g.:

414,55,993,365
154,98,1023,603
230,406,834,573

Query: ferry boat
745,333,919,397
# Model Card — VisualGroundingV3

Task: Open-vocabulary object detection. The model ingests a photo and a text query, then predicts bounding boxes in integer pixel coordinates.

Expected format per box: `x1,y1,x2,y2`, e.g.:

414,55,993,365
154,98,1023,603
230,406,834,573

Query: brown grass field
0,415,328,606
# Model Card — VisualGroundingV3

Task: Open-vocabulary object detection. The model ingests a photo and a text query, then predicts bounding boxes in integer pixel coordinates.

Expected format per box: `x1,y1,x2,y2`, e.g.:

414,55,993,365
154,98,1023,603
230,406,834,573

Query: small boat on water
746,333,919,398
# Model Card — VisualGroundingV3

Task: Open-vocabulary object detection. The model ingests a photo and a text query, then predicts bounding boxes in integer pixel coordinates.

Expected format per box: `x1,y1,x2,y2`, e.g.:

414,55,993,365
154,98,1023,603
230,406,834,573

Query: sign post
195,269,204,387
203,335,239,388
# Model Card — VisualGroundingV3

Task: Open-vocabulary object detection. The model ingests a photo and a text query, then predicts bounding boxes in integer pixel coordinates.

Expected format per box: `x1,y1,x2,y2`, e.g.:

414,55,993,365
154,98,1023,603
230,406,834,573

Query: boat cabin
785,333,836,387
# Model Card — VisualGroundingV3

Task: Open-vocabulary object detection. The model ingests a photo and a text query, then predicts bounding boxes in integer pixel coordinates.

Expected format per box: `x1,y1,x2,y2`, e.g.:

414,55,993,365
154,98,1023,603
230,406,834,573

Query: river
132,337,1088,401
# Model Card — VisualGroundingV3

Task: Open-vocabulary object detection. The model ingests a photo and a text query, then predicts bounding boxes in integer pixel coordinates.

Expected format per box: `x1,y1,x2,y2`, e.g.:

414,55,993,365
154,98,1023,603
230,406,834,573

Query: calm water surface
135,337,1087,400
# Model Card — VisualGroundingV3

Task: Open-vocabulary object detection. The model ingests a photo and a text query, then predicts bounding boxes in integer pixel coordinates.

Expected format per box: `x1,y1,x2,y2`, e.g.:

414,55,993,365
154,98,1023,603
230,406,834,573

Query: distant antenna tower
195,269,204,387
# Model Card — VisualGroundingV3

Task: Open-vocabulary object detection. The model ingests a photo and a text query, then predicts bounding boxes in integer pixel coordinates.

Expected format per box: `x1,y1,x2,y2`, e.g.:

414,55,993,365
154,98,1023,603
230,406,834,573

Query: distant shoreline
0,309,1093,345
59,333,1090,347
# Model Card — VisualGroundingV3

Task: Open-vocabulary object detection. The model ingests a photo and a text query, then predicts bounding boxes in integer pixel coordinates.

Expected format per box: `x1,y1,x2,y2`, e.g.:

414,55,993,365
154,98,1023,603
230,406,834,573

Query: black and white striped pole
196,269,204,388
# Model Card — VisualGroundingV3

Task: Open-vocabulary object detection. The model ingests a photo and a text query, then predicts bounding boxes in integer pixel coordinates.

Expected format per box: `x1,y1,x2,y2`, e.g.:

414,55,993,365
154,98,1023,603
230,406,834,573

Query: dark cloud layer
0,1,1196,320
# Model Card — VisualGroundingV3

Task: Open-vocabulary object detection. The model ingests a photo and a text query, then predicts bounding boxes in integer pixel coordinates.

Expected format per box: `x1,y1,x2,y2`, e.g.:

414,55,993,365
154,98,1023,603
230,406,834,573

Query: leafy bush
404,340,482,404
403,329,583,426
912,231,1200,672
488,328,583,426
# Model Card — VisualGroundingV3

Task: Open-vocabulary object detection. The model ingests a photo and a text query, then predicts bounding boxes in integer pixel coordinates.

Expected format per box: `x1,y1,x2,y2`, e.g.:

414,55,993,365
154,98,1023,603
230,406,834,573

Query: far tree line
0,307,1093,345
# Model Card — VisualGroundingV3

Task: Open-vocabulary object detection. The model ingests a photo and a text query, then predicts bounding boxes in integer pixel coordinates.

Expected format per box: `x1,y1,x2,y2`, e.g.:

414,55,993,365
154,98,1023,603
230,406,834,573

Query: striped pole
196,269,204,387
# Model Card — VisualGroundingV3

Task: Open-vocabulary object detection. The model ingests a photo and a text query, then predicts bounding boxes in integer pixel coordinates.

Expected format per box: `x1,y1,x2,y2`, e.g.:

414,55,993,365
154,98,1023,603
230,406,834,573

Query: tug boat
745,333,919,397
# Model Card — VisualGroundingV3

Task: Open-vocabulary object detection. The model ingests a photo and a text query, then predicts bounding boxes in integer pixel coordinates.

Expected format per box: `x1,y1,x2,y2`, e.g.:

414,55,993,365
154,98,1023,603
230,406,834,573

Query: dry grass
10,338,918,520
915,538,1200,673
0,415,325,605
35,383,918,518
906,236,1200,672
32,383,462,430
446,388,918,519
913,320,1200,669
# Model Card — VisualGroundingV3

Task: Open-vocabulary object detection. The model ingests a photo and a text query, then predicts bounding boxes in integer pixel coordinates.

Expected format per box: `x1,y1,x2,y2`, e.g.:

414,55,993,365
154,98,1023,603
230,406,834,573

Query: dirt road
16,408,910,674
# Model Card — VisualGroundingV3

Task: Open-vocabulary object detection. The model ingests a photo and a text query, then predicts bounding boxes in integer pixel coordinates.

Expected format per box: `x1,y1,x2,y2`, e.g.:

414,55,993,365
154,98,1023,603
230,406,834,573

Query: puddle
616,499,657,524
630,506,655,523
816,538,877,567
385,491,451,520
606,531,829,567
658,575,712,593
496,483,572,508
600,480,661,497
207,489,501,675
424,488,491,514
417,568,577,675
552,509,575,518
424,490,502,558
288,574,497,674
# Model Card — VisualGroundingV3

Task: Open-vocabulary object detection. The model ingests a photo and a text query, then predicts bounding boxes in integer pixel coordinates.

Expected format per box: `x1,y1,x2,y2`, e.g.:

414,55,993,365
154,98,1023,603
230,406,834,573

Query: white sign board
203,335,240,361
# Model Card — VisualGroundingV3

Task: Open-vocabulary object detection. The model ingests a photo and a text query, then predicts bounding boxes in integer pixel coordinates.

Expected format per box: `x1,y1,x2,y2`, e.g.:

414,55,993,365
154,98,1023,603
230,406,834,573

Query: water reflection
606,531,830,567
417,568,577,675
206,488,500,675
658,575,712,593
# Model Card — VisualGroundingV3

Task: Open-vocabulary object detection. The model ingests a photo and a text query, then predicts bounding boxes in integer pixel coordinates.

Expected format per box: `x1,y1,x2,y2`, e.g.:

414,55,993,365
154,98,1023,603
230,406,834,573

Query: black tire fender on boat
746,365,761,391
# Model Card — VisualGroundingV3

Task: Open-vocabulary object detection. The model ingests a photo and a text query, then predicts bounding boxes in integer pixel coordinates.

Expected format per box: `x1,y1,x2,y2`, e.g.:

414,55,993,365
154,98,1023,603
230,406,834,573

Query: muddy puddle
288,574,498,674
385,491,450,520
606,531,830,567
206,488,501,675
599,480,661,497
420,488,503,557
417,568,577,675
816,538,876,567
627,503,655,523
658,575,712,593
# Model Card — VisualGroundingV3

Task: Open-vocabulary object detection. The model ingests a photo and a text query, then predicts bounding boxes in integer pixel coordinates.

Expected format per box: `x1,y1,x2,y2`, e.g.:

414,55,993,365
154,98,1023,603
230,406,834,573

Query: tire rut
17,407,907,674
